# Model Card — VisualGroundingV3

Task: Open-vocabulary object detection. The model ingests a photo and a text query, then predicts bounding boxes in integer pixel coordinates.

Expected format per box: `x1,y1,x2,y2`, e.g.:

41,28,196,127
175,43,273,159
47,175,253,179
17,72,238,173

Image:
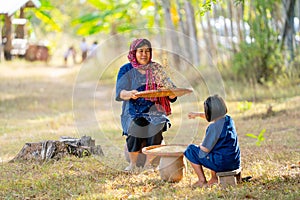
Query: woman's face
136,45,151,65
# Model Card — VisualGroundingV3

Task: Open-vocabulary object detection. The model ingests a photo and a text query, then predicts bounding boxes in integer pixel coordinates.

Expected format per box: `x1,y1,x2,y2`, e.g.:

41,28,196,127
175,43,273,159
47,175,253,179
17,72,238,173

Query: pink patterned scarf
127,38,175,115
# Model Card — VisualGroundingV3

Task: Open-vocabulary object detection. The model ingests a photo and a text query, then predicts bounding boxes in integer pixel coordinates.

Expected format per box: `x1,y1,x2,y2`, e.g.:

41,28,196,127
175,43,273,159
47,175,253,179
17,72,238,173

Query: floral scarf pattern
127,38,176,115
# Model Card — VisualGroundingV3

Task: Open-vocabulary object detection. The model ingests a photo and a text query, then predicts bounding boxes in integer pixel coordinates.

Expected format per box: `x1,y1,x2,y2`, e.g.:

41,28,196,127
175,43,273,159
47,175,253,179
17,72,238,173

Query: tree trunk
4,14,12,60
199,14,212,61
16,7,25,39
176,0,190,60
205,13,218,61
161,0,182,70
281,0,296,61
236,2,244,44
227,0,236,52
184,0,200,66
154,0,164,48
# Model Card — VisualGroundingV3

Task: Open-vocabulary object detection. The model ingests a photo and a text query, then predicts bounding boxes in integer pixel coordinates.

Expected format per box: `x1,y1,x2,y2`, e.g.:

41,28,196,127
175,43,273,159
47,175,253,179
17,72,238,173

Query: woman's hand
168,95,177,99
188,112,206,119
120,90,139,100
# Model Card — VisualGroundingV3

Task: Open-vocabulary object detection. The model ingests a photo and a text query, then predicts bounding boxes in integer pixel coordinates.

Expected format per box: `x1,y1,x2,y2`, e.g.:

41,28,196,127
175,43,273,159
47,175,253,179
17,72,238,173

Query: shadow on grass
241,106,297,120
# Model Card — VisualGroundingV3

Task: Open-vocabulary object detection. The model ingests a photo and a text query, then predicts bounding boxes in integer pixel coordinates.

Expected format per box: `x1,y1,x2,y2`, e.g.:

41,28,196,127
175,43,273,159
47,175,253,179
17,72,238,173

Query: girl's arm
188,112,206,119
200,144,210,153
200,123,221,153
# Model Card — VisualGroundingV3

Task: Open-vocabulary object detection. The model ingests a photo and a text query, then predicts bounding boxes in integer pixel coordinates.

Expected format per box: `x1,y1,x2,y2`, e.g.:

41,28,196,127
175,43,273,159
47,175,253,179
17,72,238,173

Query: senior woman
115,38,177,171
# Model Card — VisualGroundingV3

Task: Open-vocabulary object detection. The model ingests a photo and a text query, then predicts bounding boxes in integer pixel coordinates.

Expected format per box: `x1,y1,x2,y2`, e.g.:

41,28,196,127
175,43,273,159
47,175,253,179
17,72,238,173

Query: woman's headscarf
127,38,176,115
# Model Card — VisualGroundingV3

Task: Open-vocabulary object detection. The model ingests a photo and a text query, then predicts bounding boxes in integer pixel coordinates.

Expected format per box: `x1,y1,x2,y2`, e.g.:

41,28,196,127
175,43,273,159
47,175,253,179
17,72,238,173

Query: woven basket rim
142,144,187,156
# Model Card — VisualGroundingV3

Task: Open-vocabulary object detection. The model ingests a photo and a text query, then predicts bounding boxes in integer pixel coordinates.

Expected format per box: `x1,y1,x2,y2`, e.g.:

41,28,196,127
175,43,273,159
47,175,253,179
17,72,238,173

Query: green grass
1,157,299,199
0,60,299,199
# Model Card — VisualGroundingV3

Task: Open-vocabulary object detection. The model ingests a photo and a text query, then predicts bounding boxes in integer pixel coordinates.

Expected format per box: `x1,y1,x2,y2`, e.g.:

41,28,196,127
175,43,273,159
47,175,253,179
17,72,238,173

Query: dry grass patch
0,61,299,199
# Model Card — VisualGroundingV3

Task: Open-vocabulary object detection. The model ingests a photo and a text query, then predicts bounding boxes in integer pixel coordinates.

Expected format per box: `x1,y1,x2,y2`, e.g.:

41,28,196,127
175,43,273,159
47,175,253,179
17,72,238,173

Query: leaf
197,0,218,16
258,129,266,141
87,0,109,10
76,23,107,36
234,0,244,6
117,23,137,32
71,13,101,25
255,141,262,146
34,10,61,32
246,133,258,139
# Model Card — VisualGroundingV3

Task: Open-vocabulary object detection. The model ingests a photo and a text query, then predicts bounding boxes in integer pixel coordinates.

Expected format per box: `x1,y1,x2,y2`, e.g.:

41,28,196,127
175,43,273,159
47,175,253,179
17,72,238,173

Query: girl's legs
190,162,207,187
208,170,218,185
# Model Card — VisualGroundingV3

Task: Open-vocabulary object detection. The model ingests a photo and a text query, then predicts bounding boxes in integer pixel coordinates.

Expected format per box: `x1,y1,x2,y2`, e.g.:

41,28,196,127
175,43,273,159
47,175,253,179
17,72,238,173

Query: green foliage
246,129,266,146
72,0,152,36
233,0,244,5
27,0,63,33
237,101,253,112
33,10,61,32
286,50,300,82
71,8,137,35
197,0,218,16
73,0,218,36
232,32,284,84
232,0,285,84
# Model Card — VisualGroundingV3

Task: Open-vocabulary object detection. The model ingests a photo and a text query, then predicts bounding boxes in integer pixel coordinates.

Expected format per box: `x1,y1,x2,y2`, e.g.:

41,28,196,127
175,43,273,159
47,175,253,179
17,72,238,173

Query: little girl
184,94,241,187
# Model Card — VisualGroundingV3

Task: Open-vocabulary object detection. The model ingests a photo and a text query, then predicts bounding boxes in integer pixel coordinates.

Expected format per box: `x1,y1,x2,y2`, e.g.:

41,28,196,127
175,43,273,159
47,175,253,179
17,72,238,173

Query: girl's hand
188,112,198,119
188,112,206,119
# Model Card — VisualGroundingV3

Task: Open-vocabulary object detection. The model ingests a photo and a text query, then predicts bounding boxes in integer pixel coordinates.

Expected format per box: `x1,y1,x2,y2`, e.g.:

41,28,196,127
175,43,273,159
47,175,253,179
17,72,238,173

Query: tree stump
10,136,104,162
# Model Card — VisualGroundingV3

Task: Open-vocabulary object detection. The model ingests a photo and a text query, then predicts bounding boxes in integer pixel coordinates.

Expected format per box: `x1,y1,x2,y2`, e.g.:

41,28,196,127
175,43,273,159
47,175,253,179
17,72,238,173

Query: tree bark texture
10,136,104,162
4,15,12,60
184,0,200,66
16,7,25,39
281,0,296,61
161,0,182,70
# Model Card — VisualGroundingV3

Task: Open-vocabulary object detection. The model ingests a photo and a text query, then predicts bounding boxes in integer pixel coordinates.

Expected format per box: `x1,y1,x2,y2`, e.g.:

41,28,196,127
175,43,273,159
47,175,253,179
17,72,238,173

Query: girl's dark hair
204,94,227,122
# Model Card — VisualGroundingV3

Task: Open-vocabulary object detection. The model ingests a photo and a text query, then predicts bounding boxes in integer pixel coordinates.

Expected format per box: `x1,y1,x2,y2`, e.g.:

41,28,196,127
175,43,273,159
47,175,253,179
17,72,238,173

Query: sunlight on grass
0,61,299,199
